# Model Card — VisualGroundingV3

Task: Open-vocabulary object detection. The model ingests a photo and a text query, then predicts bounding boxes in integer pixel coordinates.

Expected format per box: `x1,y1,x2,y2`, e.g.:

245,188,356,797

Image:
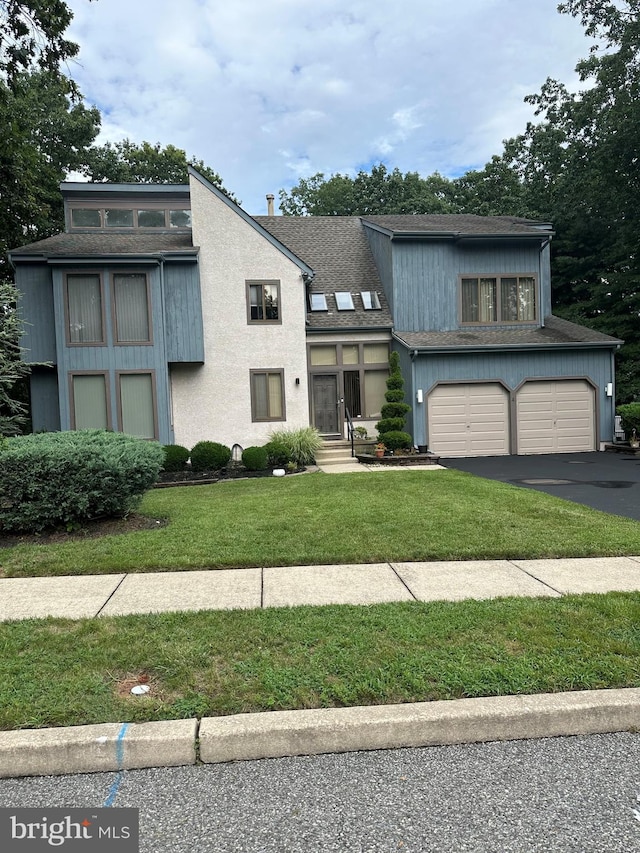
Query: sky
64,0,595,214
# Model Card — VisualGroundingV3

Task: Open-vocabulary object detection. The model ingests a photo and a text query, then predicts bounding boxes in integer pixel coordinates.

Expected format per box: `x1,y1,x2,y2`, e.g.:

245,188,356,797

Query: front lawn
1,593,638,730
2,470,640,577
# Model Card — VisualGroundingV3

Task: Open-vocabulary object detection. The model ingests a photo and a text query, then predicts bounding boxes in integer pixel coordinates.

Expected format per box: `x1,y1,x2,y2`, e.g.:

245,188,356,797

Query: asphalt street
441,452,640,521
1,733,639,852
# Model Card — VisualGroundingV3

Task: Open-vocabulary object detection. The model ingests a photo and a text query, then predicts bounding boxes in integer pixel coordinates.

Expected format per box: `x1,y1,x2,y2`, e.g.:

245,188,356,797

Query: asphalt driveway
440,451,640,521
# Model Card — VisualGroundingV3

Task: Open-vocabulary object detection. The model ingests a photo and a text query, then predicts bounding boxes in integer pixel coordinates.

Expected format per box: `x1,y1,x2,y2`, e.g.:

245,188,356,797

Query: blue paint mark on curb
104,723,130,807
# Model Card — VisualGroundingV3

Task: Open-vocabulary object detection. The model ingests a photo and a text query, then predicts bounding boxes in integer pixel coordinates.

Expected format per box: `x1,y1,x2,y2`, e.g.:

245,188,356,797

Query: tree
83,139,238,201
0,0,95,90
279,164,457,216
0,279,31,435
375,351,412,451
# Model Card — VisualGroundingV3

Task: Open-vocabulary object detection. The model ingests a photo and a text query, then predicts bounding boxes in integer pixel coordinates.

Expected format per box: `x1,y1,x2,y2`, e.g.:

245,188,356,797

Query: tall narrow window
71,373,109,429
251,370,285,421
247,281,280,323
66,274,104,344
118,373,156,438
113,273,151,343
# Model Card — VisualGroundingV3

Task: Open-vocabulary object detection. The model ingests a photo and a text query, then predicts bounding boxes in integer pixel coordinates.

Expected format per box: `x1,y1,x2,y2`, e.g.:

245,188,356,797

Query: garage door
428,383,510,457
516,380,595,454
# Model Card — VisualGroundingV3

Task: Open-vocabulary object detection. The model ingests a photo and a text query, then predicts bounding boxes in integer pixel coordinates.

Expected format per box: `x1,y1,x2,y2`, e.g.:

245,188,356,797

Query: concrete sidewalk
1,555,640,621
1,556,640,779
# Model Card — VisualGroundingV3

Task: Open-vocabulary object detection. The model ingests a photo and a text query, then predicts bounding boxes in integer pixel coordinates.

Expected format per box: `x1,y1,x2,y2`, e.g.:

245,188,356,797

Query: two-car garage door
428,380,595,457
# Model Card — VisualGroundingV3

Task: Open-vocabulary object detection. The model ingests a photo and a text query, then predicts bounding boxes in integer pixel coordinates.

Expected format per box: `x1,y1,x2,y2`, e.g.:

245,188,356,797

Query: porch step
315,440,371,467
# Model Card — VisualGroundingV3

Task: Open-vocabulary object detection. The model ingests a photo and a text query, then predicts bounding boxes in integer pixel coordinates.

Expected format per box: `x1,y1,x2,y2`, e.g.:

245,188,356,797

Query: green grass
2,471,640,578
1,593,639,730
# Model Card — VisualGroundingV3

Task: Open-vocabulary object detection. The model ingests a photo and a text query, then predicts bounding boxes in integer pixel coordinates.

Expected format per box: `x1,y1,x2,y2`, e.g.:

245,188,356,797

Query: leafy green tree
0,279,31,435
83,139,238,201
279,164,457,216
0,0,95,89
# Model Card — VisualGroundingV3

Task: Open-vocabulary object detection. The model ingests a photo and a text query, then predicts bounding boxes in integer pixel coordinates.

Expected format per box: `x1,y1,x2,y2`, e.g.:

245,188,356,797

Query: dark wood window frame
459,273,538,326
68,370,111,430
115,369,159,440
250,368,286,422
246,280,282,325
64,271,107,347
111,270,154,346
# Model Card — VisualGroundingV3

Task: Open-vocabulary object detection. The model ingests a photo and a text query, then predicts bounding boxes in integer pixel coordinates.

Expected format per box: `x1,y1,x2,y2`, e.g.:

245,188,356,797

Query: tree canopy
82,139,238,201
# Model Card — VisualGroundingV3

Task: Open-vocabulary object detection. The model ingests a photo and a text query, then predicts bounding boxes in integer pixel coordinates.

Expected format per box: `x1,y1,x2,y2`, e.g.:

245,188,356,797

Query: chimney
266,194,275,216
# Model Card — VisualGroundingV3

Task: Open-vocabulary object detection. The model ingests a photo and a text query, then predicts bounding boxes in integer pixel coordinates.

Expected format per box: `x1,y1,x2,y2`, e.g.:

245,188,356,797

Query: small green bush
264,439,292,467
375,417,407,434
162,444,190,471
616,403,640,437
242,445,268,471
189,441,231,471
0,430,164,534
268,427,323,466
381,430,413,451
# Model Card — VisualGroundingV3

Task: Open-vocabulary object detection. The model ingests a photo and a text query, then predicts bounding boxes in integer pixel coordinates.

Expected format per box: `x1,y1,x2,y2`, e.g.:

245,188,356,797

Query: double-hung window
250,370,285,421
113,273,152,343
247,281,280,323
461,275,536,324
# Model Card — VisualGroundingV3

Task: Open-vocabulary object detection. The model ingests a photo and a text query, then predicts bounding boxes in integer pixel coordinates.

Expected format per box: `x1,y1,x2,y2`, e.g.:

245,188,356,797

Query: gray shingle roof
394,315,622,349
10,232,196,257
254,216,393,330
362,214,551,236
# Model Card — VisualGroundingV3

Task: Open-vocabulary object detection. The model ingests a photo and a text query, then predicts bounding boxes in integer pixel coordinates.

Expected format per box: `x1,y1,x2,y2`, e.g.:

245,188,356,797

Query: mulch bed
0,513,166,549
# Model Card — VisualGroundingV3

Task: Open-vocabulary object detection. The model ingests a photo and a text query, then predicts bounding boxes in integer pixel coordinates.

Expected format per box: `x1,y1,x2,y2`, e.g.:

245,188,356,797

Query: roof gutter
392,337,622,355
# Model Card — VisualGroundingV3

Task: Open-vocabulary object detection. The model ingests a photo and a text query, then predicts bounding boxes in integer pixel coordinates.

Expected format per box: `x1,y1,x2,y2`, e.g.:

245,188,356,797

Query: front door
312,374,340,434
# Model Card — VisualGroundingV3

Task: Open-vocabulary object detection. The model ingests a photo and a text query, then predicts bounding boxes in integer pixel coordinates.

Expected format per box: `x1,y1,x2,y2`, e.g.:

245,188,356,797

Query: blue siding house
10,175,621,456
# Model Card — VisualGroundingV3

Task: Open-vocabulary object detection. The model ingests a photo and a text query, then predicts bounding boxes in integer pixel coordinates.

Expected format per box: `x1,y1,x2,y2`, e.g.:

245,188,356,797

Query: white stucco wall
170,175,310,450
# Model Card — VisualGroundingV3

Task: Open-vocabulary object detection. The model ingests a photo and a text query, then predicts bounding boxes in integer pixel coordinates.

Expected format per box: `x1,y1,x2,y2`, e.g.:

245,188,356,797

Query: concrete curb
199,688,640,763
1,690,638,778
0,719,197,779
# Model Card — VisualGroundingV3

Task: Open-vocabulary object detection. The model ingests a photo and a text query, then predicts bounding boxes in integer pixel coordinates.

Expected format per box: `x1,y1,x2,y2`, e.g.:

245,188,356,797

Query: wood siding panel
163,263,204,362
16,265,57,362
30,369,60,432
365,227,394,314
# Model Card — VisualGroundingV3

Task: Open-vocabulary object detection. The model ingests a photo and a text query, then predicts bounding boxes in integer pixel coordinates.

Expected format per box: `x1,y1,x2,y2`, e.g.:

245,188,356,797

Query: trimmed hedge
162,444,190,471
264,439,292,467
381,430,413,451
242,445,268,471
0,430,164,534
190,441,231,471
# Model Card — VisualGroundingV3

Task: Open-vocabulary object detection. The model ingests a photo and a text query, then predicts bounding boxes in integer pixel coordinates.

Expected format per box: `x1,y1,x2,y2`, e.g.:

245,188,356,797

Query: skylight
361,291,381,310
335,291,355,310
310,293,328,311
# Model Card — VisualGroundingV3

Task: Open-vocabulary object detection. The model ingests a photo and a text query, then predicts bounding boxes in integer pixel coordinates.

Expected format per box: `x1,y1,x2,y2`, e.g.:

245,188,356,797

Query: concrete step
315,440,368,467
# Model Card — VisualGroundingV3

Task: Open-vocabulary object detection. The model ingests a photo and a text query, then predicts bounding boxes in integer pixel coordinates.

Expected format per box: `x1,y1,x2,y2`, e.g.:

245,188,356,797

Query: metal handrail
345,407,355,457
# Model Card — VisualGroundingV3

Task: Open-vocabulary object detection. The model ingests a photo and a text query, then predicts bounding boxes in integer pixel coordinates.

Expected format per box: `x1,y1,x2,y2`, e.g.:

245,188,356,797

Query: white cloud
65,0,595,213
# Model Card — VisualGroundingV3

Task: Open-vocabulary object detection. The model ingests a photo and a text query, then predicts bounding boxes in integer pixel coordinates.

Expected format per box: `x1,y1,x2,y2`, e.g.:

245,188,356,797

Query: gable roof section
188,167,313,277
254,215,392,330
9,231,197,262
394,315,622,352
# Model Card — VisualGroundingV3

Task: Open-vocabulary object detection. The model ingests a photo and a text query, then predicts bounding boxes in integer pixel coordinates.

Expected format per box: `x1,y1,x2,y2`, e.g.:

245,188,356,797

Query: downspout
158,256,174,444
410,349,419,446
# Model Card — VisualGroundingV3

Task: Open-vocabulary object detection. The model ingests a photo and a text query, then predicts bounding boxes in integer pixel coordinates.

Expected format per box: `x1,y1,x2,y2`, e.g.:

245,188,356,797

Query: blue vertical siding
364,227,394,314
391,240,546,332
30,368,60,432
16,265,56,362
163,262,204,362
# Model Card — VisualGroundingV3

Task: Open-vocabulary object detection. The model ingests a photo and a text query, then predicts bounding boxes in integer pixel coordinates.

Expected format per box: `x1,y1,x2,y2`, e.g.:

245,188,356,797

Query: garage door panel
516,380,595,455
428,383,509,457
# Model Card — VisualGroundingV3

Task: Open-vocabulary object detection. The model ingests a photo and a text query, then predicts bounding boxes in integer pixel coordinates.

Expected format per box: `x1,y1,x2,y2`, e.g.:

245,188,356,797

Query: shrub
616,403,640,438
264,439,292,467
376,351,412,445
381,430,413,451
189,441,231,471
242,445,268,471
0,430,164,534
162,444,190,471
268,427,323,466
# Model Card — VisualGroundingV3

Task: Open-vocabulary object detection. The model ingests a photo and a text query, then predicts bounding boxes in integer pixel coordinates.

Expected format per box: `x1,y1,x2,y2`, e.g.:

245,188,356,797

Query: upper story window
113,273,152,343
461,275,537,324
335,291,355,311
247,281,280,324
361,291,381,310
65,273,105,345
69,206,191,230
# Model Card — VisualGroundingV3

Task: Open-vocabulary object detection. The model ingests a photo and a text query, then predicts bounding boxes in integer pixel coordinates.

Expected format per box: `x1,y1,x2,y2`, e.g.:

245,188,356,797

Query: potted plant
354,426,368,440
374,442,386,458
